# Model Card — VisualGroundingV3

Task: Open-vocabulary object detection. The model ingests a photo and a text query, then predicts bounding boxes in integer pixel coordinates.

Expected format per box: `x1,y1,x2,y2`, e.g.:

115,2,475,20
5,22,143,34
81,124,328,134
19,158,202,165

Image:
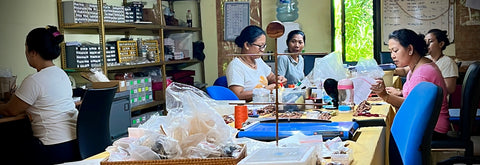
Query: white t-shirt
226,57,272,91
426,55,458,78
15,66,78,145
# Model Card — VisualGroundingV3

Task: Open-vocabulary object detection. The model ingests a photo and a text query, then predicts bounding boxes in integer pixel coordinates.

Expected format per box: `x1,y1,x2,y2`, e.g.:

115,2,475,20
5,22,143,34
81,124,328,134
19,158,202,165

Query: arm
0,94,30,116
229,85,253,102
394,66,410,77
444,77,457,94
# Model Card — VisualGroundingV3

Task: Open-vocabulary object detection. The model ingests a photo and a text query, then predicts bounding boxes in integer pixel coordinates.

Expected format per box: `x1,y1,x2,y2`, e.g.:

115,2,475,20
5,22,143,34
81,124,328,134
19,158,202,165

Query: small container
338,79,354,112
238,146,315,165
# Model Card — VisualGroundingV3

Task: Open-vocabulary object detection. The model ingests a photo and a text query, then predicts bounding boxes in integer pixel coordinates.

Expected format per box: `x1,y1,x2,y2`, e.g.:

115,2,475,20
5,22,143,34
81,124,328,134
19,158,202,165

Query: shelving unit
56,0,204,114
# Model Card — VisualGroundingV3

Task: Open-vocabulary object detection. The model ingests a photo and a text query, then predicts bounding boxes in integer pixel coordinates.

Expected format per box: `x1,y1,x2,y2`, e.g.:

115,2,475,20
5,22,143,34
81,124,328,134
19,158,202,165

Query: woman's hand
265,84,277,91
277,76,287,85
386,87,402,96
370,79,387,97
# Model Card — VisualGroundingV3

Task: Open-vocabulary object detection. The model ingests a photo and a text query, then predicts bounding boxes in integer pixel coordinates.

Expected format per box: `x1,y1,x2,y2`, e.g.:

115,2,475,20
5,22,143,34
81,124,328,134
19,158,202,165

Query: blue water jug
276,0,299,22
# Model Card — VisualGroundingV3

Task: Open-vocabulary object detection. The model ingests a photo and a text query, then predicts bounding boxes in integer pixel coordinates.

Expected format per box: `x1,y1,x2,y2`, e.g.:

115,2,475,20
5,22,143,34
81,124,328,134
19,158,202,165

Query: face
424,33,443,55
287,34,305,53
244,34,266,59
25,45,34,67
388,39,411,67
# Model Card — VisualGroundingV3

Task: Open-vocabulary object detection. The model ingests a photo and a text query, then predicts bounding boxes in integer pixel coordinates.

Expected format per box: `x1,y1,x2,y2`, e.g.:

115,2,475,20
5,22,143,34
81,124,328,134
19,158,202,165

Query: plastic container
186,9,192,27
237,146,315,165
276,0,299,22
338,79,354,112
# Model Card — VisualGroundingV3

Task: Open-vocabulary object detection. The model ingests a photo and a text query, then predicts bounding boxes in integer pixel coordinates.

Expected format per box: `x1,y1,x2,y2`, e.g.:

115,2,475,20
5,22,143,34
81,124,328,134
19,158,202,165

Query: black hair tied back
46,25,64,46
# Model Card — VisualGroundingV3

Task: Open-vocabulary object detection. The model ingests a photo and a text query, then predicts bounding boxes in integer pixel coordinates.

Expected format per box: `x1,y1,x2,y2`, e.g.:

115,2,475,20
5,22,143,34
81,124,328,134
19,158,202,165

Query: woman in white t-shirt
226,25,287,101
0,26,79,164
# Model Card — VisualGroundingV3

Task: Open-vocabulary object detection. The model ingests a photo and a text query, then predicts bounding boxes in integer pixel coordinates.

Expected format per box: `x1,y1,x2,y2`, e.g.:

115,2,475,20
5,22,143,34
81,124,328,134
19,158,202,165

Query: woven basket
100,144,246,165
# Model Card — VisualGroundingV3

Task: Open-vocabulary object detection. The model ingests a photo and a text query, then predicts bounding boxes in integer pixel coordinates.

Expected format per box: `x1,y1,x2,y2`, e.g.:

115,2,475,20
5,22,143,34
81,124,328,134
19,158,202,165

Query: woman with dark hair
391,29,458,95
226,25,287,101
277,30,305,85
0,26,79,164
371,29,450,140
424,29,458,94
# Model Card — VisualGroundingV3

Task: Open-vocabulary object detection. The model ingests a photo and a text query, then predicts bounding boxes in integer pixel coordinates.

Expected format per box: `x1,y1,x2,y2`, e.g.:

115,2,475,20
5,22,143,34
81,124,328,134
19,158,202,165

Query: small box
238,146,315,165
153,90,164,101
92,80,127,92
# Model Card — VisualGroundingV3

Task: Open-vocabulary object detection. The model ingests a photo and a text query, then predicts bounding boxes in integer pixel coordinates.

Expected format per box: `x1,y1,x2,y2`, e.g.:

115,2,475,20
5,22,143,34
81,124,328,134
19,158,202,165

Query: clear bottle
276,0,299,22
186,9,192,27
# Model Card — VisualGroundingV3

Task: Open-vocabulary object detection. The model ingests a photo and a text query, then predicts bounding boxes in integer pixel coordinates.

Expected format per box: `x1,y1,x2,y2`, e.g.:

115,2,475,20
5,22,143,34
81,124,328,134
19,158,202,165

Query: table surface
84,102,393,165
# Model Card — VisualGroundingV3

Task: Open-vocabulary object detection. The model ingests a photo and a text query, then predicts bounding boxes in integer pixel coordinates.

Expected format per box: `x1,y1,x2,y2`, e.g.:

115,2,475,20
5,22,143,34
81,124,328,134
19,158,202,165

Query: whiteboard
382,0,454,44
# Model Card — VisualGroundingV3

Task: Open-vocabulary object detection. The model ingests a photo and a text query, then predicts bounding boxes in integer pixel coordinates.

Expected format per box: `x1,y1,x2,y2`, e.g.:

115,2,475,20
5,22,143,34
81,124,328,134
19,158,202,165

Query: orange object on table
234,105,248,129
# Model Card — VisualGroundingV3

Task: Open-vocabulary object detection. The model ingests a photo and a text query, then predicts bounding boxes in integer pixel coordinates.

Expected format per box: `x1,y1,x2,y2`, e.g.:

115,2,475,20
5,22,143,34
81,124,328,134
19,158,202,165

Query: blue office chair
434,61,480,165
206,86,239,100
389,82,443,165
77,87,117,159
213,76,228,88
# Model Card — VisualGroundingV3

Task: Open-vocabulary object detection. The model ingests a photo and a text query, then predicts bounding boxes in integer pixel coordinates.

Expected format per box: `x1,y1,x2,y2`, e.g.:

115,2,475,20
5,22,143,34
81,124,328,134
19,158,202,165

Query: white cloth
426,55,459,78
277,55,304,85
15,66,78,145
226,57,272,91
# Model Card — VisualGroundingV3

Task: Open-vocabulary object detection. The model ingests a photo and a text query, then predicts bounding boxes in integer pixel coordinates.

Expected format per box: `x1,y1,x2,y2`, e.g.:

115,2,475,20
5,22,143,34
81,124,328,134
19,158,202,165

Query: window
333,0,381,63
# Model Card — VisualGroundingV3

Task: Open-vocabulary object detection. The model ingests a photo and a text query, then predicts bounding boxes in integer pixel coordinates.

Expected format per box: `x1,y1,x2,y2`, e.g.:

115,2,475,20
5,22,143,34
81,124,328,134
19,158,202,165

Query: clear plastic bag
354,57,384,79
164,82,239,158
306,52,347,85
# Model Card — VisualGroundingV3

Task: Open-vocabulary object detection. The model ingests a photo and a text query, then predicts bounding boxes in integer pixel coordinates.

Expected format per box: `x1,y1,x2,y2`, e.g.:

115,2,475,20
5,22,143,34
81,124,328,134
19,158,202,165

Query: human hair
427,29,450,50
26,25,64,60
388,28,427,57
286,30,306,45
234,25,266,48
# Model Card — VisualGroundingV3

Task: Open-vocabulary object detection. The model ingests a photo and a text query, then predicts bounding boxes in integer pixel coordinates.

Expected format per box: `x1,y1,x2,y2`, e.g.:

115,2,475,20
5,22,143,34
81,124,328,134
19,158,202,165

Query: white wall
0,0,59,85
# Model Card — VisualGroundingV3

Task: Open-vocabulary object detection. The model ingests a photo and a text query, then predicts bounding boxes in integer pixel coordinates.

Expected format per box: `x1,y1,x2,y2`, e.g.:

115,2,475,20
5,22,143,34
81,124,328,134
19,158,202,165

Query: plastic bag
354,57,384,79
306,52,347,84
164,82,239,158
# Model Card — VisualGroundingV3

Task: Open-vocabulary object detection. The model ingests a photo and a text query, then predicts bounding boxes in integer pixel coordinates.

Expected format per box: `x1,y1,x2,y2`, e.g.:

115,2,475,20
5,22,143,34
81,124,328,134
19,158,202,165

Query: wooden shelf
131,100,164,112
164,59,201,65
107,62,163,71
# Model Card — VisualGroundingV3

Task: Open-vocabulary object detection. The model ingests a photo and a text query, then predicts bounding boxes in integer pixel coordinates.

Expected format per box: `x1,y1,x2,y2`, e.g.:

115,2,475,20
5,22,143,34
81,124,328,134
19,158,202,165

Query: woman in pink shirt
371,29,450,140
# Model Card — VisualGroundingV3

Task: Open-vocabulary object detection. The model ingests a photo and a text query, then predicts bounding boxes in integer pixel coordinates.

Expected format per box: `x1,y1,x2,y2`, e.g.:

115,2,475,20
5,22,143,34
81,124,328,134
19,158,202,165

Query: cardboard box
92,80,127,92
153,90,164,101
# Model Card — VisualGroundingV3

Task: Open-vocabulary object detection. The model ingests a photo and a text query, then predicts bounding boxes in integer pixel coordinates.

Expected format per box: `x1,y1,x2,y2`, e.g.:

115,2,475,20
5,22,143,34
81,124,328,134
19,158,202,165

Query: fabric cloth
226,57,272,91
403,62,450,133
277,55,304,85
426,55,458,78
15,66,78,145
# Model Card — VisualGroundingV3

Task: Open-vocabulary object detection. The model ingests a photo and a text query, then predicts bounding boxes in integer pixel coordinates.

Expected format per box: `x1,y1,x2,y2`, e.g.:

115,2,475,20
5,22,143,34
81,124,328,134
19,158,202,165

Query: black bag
193,41,205,61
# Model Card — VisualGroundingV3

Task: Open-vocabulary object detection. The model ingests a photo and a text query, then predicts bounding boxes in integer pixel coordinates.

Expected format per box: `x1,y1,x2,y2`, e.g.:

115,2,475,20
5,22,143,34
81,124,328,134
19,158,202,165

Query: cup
383,70,394,87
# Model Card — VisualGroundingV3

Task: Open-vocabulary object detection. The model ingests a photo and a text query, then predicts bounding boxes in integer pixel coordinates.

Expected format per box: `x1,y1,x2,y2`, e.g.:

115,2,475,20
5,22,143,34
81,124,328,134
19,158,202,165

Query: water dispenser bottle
276,0,299,22
338,79,354,112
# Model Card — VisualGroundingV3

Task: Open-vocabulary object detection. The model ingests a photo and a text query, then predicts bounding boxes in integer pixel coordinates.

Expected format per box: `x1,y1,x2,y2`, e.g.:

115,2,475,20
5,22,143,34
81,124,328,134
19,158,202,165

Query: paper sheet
351,76,377,105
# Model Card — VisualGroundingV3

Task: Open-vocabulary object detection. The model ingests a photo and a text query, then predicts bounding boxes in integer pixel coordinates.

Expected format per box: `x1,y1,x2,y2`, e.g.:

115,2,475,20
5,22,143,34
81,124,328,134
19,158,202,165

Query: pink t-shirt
403,62,450,133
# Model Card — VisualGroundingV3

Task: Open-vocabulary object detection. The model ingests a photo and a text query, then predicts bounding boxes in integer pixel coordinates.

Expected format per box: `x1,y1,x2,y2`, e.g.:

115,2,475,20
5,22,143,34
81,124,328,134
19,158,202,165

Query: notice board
382,0,455,44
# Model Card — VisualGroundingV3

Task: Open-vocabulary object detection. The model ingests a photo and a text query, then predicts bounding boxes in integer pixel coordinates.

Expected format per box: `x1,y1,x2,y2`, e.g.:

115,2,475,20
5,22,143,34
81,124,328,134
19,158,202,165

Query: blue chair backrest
390,82,443,165
213,76,228,88
206,86,239,100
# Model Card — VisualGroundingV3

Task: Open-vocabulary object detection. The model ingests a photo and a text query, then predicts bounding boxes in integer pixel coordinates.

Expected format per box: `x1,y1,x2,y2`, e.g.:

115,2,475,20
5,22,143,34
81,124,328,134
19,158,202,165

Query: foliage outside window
334,0,374,62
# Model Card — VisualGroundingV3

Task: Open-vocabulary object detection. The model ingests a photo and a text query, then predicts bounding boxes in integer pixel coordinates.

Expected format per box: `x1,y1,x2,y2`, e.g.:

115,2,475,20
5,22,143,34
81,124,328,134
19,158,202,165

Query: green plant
334,0,374,62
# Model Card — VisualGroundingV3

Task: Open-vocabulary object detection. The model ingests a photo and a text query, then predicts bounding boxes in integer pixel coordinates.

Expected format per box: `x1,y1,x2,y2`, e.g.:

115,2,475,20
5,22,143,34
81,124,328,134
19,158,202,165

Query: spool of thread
234,105,248,129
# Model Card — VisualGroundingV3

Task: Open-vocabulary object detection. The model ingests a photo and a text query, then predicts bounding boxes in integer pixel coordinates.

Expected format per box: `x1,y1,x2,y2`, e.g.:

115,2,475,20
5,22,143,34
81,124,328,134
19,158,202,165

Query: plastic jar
338,79,354,112
276,0,299,22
